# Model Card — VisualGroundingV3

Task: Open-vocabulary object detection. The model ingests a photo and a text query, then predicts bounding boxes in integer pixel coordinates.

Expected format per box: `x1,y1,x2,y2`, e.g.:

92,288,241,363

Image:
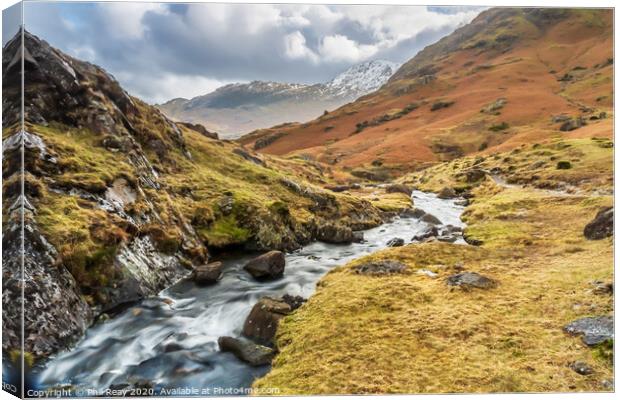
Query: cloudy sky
4,2,485,103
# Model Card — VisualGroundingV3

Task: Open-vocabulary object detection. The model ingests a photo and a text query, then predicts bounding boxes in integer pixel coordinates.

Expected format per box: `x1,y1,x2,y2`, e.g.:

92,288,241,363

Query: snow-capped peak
327,60,400,96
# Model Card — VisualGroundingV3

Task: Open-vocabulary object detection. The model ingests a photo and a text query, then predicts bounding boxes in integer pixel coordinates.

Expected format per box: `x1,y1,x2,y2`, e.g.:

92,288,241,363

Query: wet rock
564,316,614,346
192,262,223,285
437,187,457,199
584,207,613,240
352,231,365,243
446,272,497,290
421,212,442,225
437,235,458,243
412,226,439,242
218,336,275,366
441,225,463,235
569,361,594,375
386,237,405,247
354,260,407,275
243,297,292,345
385,184,412,195
281,294,306,311
401,208,426,219
454,199,469,206
244,251,286,280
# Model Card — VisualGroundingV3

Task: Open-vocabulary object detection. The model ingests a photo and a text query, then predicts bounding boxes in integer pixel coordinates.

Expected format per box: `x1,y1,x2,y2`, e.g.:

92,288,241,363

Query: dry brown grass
254,139,613,394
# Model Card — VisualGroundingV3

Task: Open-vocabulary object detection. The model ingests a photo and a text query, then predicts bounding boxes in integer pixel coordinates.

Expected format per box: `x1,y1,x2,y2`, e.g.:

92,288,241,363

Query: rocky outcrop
244,251,286,280
218,336,275,366
584,207,613,240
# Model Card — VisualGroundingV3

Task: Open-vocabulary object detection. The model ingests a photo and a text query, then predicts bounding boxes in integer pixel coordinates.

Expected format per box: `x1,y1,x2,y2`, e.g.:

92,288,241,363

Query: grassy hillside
254,138,613,393
239,8,612,176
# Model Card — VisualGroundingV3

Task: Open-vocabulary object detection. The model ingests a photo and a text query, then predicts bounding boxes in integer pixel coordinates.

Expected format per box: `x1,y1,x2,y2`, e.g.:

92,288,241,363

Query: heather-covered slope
1,31,382,361
239,8,613,176
256,137,613,393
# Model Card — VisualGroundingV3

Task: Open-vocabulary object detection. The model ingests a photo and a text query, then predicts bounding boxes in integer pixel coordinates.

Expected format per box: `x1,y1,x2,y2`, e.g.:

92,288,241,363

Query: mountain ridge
238,8,613,176
157,59,400,138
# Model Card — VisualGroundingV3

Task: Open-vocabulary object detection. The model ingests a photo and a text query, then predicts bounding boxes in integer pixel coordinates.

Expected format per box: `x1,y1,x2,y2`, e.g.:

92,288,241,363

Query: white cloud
97,3,168,39
284,31,319,63
318,35,378,63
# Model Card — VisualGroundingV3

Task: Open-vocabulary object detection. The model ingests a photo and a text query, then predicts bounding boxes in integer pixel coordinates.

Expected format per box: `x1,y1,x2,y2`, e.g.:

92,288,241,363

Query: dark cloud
19,2,483,103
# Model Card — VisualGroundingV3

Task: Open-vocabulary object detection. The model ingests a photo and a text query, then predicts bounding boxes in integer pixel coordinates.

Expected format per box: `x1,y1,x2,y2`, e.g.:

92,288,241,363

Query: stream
32,190,465,396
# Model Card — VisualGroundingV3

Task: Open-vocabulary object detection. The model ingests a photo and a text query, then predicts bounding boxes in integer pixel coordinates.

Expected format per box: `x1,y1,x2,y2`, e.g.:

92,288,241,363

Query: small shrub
556,161,572,170
489,122,510,132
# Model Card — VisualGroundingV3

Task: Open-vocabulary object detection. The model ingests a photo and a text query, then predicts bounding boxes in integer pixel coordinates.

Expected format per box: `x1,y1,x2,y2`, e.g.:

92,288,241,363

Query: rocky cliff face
1,31,382,361
157,60,399,138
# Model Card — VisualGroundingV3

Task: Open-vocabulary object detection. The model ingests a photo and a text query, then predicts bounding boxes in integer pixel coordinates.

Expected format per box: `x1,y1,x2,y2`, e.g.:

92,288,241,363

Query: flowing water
32,191,465,396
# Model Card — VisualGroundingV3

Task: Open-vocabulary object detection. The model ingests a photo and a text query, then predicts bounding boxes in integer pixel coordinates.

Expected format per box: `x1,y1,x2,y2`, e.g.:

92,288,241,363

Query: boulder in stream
387,237,405,247
192,261,223,285
437,187,457,199
385,184,412,195
400,208,426,219
412,226,439,242
218,336,275,366
421,212,442,225
244,251,285,280
243,297,292,345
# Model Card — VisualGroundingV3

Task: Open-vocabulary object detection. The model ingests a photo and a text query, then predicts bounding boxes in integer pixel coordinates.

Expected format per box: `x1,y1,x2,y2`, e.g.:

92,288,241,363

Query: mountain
156,60,399,138
2,31,382,360
239,8,613,176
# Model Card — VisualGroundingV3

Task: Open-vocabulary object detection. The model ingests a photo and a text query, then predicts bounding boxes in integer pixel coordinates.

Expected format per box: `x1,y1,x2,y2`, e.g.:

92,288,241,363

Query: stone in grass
446,272,497,290
244,251,285,280
564,316,614,346
386,238,405,247
584,207,613,240
218,336,275,366
569,361,594,375
355,260,407,276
